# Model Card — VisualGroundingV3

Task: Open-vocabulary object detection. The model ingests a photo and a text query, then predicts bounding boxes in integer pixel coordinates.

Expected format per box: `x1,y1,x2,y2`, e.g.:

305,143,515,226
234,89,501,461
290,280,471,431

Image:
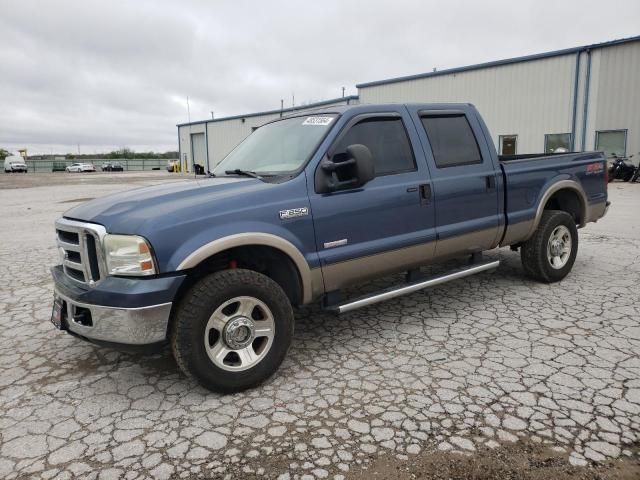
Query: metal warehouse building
357,36,640,158
178,36,639,172
177,96,358,173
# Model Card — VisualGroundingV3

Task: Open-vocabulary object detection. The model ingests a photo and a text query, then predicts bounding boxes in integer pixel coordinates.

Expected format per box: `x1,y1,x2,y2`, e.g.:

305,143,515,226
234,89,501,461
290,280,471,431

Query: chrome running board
325,259,500,314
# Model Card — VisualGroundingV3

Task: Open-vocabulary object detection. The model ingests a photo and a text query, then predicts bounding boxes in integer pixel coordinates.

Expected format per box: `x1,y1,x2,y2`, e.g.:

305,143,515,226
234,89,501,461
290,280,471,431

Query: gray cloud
1,0,639,154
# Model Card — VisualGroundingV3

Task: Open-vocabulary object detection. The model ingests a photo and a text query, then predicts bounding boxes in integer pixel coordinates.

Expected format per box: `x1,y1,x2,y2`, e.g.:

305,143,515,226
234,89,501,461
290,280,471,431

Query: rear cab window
420,114,483,168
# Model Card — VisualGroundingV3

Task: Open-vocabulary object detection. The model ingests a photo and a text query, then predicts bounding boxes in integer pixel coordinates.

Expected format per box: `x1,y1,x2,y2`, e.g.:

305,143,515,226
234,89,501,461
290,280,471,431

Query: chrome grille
55,218,107,287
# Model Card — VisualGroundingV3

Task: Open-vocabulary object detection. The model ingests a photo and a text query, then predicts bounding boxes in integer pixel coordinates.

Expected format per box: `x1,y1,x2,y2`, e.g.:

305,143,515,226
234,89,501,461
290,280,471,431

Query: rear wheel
631,168,640,183
521,210,578,283
171,269,294,393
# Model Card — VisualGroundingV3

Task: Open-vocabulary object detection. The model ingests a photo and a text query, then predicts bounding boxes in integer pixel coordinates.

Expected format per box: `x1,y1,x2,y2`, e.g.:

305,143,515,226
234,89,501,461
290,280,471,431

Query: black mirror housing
315,144,375,193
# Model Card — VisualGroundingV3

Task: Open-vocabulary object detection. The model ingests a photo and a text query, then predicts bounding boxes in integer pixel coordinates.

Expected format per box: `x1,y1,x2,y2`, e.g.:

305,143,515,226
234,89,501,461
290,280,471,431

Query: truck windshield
212,114,337,176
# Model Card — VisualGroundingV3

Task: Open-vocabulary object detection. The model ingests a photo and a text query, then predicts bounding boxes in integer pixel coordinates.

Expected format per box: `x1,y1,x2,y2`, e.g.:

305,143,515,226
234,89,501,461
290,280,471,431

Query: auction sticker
302,116,334,126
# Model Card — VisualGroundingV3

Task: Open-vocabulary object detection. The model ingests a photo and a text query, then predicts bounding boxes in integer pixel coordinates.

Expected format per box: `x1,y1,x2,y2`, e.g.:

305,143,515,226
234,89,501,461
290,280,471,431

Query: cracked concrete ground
0,173,639,479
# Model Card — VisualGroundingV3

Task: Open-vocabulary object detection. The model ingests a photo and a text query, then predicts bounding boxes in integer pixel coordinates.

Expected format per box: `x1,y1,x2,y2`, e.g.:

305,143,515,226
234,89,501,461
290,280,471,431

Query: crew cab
50,103,609,392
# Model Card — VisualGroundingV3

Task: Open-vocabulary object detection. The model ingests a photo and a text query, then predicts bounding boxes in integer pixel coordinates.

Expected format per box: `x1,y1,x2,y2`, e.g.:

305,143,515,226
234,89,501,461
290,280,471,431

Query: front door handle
419,184,431,205
486,175,496,190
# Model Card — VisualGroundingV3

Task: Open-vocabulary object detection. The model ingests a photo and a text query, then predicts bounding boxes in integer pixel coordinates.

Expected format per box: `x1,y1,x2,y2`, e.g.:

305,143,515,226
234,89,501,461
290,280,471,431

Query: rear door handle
486,175,496,190
419,184,431,205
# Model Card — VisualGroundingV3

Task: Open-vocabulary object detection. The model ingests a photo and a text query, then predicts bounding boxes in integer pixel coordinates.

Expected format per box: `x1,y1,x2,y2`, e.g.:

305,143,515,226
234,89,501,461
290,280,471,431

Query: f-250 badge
279,207,309,220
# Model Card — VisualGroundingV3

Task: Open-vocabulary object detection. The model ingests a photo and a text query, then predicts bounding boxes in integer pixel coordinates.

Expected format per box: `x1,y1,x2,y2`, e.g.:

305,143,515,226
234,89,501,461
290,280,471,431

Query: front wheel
520,210,578,283
171,269,294,393
631,169,640,183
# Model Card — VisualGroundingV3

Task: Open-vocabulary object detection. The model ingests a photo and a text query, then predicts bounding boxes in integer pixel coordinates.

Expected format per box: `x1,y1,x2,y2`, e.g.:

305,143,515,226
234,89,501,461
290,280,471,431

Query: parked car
50,103,609,393
66,163,96,173
4,154,28,173
52,161,67,172
101,162,124,172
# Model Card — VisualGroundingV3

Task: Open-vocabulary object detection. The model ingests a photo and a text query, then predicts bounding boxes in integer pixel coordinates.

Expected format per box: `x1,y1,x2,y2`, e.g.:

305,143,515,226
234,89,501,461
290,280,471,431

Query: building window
545,133,572,153
420,115,482,168
499,135,517,155
595,130,627,158
332,117,416,176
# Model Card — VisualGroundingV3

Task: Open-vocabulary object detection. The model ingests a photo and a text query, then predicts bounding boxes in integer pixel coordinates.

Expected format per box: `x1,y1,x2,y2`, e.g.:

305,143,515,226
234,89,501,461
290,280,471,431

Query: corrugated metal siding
589,42,640,158
359,55,577,153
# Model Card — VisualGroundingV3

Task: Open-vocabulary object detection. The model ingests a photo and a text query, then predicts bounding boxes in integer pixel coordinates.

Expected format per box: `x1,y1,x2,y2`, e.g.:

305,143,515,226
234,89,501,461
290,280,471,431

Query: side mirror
315,144,375,193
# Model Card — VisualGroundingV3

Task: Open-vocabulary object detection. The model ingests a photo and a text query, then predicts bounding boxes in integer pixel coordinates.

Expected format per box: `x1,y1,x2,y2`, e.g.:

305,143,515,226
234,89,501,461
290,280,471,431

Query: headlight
103,234,156,276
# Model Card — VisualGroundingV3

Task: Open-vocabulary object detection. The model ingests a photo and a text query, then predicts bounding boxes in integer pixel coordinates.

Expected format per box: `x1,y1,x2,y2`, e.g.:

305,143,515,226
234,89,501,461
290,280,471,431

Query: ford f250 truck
51,103,609,392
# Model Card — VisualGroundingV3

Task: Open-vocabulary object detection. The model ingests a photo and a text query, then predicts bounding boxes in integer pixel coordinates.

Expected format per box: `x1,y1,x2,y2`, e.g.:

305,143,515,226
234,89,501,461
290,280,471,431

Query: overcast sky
1,0,639,155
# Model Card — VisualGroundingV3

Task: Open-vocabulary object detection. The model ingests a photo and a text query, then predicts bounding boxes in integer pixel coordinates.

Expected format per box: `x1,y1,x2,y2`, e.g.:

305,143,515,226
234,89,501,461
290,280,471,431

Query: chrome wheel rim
204,296,275,372
547,225,572,269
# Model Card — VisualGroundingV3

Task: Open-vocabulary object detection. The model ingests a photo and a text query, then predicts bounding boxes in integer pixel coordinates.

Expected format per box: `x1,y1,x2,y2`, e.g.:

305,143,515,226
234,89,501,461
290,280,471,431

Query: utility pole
292,92,295,108
342,86,345,98
210,111,214,119
186,96,191,123
280,99,284,117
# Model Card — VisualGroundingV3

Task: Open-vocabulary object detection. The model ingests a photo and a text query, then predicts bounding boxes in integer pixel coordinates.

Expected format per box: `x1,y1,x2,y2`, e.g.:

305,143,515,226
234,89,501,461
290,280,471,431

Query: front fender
165,222,318,304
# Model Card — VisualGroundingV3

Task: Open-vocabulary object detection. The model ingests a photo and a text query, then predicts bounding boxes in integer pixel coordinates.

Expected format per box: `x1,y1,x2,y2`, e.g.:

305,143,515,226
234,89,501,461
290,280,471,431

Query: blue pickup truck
51,103,609,392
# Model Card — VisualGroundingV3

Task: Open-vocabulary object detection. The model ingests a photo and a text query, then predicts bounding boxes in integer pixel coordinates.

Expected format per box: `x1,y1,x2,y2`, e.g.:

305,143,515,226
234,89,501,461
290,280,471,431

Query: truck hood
64,177,265,233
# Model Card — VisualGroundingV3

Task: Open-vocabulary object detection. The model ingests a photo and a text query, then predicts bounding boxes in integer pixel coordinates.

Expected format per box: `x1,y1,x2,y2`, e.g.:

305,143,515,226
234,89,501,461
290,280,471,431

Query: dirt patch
350,440,640,480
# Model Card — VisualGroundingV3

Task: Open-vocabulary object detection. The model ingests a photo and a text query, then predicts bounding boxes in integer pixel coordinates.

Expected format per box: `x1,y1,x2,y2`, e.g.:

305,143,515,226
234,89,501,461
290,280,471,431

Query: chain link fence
21,159,176,173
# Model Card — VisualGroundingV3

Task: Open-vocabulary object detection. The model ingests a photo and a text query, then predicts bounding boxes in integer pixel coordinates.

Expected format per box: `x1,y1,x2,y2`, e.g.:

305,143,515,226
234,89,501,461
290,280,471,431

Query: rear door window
420,115,483,168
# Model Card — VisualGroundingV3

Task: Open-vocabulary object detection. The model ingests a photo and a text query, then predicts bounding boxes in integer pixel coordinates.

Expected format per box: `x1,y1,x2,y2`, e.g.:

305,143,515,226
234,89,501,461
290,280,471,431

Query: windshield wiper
224,169,262,179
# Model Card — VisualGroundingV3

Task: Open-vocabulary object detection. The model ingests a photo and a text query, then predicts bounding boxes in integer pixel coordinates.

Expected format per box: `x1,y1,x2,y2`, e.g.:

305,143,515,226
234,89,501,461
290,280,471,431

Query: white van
4,154,28,173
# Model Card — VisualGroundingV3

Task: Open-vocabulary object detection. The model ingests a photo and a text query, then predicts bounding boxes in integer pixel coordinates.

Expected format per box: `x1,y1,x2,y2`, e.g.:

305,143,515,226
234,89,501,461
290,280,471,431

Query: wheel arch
527,180,588,239
176,233,316,305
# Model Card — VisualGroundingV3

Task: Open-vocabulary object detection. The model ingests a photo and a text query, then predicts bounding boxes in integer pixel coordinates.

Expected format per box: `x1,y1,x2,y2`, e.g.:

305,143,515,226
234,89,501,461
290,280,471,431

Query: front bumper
51,265,186,345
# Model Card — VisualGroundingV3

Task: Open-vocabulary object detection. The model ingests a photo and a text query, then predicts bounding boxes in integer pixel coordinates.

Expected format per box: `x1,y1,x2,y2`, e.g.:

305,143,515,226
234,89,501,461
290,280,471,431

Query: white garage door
191,133,206,169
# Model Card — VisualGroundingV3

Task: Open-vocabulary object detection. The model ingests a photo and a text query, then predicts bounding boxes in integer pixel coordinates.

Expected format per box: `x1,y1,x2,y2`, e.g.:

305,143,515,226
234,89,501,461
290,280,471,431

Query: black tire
170,269,294,393
631,169,640,183
521,210,578,283
623,171,634,182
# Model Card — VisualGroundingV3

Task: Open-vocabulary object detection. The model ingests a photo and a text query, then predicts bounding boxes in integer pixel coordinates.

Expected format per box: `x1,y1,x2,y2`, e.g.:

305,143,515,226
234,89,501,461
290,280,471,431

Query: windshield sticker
302,116,334,126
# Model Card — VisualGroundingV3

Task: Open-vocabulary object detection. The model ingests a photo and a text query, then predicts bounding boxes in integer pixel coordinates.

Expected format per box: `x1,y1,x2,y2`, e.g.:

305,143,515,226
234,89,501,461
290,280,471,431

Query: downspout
204,122,210,173
580,49,592,151
570,51,581,151
177,125,181,173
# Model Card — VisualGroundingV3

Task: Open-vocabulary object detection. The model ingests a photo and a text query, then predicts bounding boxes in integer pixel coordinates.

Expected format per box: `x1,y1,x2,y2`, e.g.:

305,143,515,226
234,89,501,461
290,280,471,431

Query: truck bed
499,151,608,246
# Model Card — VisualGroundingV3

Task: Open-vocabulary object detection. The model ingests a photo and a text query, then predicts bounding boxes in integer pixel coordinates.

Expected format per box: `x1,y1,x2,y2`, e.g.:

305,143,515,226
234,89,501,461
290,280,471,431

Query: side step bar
325,259,500,314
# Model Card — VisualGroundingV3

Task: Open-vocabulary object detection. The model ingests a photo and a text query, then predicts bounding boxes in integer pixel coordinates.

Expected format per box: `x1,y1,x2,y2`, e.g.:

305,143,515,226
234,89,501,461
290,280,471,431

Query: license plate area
51,295,66,330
